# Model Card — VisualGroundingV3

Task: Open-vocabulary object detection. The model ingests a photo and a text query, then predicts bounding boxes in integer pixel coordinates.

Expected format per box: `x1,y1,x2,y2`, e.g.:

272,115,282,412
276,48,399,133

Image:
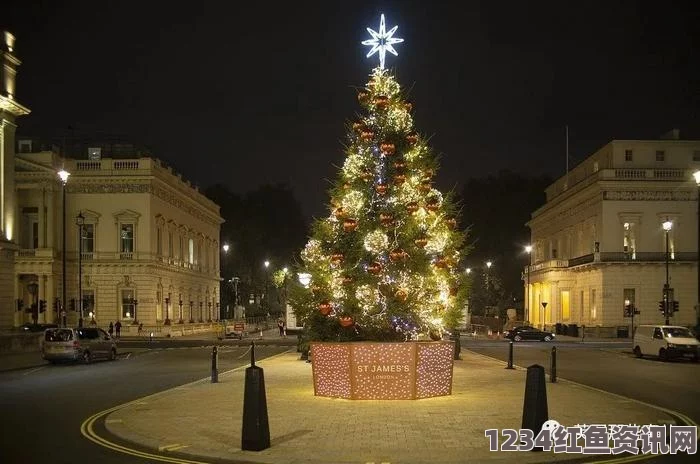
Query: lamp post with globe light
524,245,532,324
263,260,270,317
663,220,673,325
694,170,700,330
222,243,229,318
57,169,70,327
75,212,85,328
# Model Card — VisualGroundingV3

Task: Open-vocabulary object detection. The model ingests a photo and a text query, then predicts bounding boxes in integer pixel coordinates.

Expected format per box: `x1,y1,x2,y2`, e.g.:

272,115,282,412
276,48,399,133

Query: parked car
633,325,699,362
17,323,58,333
41,327,117,363
504,326,556,342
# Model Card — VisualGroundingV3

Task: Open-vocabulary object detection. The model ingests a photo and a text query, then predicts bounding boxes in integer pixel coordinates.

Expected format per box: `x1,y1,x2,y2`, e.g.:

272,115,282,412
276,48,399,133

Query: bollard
506,341,515,369
451,330,461,360
550,346,557,383
211,346,219,383
521,364,549,451
241,341,270,451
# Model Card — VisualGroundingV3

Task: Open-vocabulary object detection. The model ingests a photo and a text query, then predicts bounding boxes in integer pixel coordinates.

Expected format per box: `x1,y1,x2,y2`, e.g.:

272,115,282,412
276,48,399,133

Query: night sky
5,1,699,219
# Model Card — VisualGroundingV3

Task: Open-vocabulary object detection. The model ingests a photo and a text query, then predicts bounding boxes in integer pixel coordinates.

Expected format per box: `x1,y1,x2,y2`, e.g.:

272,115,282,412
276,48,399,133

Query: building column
45,274,55,323
45,188,54,248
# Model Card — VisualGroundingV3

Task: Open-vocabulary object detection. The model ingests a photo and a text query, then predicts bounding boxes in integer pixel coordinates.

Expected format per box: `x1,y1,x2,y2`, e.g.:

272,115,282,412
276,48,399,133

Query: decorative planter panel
310,341,454,400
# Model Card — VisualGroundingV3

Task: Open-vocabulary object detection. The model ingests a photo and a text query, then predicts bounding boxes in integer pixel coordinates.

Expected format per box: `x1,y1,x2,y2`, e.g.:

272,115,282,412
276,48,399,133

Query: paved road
0,345,289,464
464,339,700,424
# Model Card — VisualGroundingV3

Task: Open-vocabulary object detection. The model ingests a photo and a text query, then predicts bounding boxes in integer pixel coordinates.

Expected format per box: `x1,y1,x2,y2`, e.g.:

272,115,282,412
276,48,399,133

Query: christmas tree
291,16,467,343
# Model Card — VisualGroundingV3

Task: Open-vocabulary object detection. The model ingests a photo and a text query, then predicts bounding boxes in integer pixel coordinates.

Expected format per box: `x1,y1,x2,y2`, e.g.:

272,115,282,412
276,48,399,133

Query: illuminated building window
590,289,597,320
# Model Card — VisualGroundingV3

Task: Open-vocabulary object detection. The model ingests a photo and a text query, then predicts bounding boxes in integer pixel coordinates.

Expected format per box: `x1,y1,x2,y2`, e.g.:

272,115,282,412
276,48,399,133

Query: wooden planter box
310,341,455,400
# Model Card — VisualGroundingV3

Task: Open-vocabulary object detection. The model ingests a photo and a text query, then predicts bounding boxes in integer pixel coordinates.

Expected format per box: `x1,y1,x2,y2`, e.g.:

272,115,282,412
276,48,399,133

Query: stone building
526,132,700,335
13,142,223,329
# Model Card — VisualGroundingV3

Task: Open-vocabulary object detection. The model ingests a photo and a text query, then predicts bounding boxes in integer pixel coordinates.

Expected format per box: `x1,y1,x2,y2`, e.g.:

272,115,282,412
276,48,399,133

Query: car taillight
73,341,80,348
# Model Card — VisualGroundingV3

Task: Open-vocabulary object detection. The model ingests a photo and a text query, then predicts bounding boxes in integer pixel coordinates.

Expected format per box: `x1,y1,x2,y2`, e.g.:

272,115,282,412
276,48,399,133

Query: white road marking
105,419,123,424
158,443,189,452
22,366,47,376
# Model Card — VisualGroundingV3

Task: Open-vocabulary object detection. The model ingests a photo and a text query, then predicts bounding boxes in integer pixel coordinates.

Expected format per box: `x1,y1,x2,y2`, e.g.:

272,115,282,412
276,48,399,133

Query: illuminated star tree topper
361,13,404,69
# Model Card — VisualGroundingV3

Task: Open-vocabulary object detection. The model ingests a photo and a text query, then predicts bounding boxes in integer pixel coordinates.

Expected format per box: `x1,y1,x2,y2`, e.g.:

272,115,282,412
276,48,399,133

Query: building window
188,238,194,264
81,223,95,253
624,149,633,161
623,288,635,317
561,290,570,321
622,222,636,258
156,227,162,256
590,289,597,320
83,290,95,318
32,222,39,249
121,288,135,319
168,231,173,257
694,150,700,162
179,236,184,260
580,291,584,323
656,150,665,162
120,224,134,253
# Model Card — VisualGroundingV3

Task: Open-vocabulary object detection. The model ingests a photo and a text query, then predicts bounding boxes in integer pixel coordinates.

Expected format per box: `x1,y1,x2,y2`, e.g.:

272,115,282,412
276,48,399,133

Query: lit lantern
419,181,432,193
393,174,406,185
339,316,354,327
379,212,394,226
406,202,419,213
375,183,388,195
319,301,332,315
389,248,407,262
330,253,345,264
380,142,396,156
374,95,389,108
395,288,408,302
426,200,440,212
393,160,406,169
406,133,419,145
334,207,346,219
361,130,375,141
343,218,358,232
414,237,428,248
367,262,383,275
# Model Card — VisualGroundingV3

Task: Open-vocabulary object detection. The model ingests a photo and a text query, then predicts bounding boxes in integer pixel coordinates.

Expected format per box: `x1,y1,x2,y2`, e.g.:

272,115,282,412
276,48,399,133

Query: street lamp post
58,170,70,327
178,298,184,324
263,260,270,317
164,297,171,325
189,300,194,323
525,245,532,324
663,220,673,325
694,170,700,330
75,212,85,328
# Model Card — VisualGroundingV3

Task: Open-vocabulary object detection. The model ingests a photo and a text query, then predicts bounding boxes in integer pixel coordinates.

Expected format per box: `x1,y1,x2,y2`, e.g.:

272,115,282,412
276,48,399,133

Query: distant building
14,142,224,329
526,133,700,335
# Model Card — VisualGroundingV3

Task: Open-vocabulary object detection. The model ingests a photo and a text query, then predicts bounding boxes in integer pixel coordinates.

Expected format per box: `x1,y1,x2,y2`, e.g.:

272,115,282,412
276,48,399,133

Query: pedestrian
115,320,122,339
138,322,143,336
108,321,114,337
277,318,284,337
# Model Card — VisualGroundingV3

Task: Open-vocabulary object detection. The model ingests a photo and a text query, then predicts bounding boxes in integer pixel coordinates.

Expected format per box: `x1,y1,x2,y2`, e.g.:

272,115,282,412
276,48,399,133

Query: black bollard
506,341,515,369
241,341,270,451
211,346,219,383
521,364,549,452
550,346,557,383
451,330,461,360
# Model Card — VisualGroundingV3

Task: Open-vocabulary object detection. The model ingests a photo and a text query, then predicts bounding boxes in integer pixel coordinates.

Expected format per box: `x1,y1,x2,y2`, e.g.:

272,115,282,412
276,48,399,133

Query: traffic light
658,300,665,313
39,300,46,313
672,301,679,313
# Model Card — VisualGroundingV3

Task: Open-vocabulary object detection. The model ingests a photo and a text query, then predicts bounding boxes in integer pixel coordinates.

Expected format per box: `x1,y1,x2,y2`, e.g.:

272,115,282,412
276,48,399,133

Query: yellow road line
80,348,293,463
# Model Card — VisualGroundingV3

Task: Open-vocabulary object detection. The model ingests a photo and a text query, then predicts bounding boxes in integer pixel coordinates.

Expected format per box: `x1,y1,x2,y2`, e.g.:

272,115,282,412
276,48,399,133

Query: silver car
42,327,117,363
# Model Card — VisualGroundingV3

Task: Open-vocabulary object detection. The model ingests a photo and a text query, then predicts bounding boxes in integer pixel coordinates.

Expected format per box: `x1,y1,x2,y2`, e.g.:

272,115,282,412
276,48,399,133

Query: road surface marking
22,366,47,376
158,443,189,452
105,419,122,424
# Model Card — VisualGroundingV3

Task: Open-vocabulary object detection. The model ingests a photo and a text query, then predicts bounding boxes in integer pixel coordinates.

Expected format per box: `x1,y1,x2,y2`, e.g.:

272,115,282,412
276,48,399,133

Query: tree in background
205,183,307,318
292,68,467,342
459,171,550,319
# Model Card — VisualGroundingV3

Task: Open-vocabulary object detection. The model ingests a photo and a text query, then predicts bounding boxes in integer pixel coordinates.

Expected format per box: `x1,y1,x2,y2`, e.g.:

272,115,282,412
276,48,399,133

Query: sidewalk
104,350,675,464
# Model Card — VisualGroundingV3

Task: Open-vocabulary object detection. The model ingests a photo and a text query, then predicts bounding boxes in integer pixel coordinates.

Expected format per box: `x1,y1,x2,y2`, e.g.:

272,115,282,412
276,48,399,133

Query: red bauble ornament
357,90,369,104
375,183,388,195
330,253,344,264
342,275,353,285
450,287,458,296
406,133,419,145
380,142,396,156
395,289,408,302
406,202,419,213
404,101,413,112
367,262,383,275
311,284,322,295
419,181,432,193
414,237,428,248
393,160,406,169
393,174,406,185
319,301,332,315
334,207,346,219
389,248,407,262
426,200,440,212
434,257,448,269
361,130,375,141
446,217,458,229
352,122,365,133
343,218,357,232
339,316,354,327
361,170,373,182
374,95,389,108
379,212,394,226
343,182,351,190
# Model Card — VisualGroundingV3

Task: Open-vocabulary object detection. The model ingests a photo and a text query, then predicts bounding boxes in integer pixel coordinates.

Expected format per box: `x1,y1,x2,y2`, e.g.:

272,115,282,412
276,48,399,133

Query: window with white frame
590,289,597,320
81,223,95,253
156,227,162,256
121,288,135,319
120,224,134,253
83,290,95,317
624,149,633,161
168,231,173,257
622,222,636,258
188,238,194,264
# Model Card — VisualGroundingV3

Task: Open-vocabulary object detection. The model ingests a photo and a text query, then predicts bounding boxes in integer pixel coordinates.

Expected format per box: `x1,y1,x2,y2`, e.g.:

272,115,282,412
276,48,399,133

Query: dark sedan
504,326,555,342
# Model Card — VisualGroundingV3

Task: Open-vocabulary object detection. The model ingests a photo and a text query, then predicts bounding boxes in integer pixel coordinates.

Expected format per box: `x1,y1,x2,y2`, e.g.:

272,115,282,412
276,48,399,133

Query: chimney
660,128,680,140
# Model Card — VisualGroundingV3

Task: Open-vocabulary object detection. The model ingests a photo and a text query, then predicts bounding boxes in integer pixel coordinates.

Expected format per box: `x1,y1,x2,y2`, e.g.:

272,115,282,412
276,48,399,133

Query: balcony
527,251,698,274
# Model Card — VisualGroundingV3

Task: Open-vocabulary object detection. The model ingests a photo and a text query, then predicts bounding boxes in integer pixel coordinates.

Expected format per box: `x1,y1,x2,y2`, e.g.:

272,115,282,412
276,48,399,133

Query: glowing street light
663,220,673,324
222,244,229,253
524,245,532,323
694,170,700,328
57,169,70,327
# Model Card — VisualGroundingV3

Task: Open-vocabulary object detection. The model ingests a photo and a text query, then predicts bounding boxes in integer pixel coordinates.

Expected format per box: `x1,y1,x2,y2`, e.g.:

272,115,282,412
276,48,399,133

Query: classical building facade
526,134,700,334
13,144,223,328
